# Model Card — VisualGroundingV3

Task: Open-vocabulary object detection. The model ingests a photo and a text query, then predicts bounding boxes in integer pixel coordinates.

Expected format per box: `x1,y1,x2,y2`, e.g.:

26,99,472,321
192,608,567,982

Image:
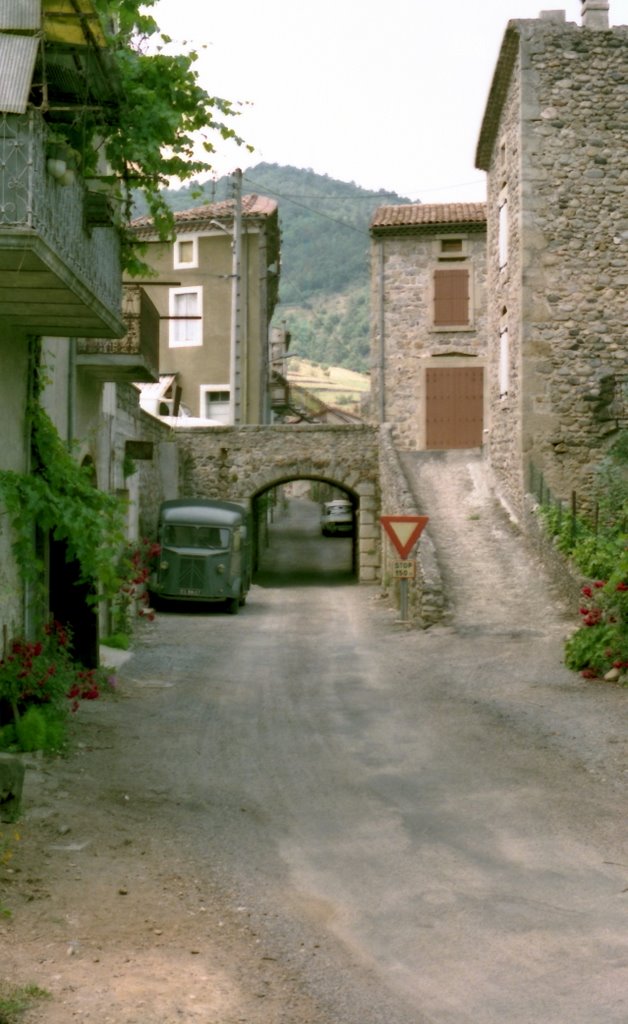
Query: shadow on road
255,497,356,588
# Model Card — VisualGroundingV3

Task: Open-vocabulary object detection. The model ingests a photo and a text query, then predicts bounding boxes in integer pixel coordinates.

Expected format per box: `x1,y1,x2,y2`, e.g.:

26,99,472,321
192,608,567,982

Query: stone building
476,0,627,519
369,203,488,451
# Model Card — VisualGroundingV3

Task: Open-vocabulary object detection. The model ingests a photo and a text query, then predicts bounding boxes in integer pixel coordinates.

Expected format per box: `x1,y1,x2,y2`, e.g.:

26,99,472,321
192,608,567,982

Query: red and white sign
380,515,429,559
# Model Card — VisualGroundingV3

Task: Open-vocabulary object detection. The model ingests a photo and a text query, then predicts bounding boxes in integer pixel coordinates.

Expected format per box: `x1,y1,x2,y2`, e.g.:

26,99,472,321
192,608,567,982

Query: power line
242,176,374,235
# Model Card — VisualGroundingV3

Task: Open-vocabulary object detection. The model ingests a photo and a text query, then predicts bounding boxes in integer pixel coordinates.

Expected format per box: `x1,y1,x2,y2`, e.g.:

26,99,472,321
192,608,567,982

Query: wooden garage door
425,367,484,449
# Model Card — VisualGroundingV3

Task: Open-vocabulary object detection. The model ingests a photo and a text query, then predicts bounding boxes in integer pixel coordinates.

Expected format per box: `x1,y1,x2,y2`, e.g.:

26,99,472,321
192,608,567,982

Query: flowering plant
565,565,628,678
111,538,161,634
0,621,116,752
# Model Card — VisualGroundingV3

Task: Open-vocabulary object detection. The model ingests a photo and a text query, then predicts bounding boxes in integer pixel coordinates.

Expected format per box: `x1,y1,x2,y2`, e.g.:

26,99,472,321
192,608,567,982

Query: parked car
321,499,354,537
151,499,251,613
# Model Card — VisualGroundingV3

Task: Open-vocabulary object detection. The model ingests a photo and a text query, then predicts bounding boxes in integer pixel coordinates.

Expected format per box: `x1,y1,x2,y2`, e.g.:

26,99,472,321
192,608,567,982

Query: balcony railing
76,284,160,383
0,110,124,337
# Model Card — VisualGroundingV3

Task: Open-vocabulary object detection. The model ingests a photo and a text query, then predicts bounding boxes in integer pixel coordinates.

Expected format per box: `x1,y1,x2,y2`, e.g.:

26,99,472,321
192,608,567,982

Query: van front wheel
226,597,240,615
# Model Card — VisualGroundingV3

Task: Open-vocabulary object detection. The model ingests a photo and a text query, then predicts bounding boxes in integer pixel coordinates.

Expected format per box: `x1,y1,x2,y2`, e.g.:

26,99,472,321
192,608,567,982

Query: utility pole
230,168,242,425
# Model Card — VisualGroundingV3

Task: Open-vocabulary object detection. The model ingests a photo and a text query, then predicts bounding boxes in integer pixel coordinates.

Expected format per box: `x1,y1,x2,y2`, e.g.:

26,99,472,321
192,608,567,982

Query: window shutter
433,269,469,326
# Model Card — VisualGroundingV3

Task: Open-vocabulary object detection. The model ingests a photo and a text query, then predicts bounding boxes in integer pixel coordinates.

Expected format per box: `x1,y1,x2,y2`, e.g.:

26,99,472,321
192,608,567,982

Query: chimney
581,0,610,28
539,10,566,22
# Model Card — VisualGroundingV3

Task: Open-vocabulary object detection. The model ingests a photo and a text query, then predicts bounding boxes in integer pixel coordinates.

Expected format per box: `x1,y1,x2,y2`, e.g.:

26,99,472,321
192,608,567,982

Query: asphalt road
119,493,628,1024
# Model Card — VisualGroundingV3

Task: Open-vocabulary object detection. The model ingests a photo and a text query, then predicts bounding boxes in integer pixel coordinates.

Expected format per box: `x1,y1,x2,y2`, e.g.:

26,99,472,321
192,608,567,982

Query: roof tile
131,194,277,236
371,202,487,230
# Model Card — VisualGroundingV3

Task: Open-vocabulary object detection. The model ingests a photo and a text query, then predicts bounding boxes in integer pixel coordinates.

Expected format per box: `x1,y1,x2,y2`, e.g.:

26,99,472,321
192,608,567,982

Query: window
433,268,470,327
169,287,202,347
201,386,231,424
499,314,509,398
436,237,467,260
498,186,509,270
173,235,198,269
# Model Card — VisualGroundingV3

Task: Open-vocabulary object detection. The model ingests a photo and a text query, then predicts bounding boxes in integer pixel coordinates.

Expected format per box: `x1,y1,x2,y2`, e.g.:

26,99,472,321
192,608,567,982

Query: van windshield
163,524,229,550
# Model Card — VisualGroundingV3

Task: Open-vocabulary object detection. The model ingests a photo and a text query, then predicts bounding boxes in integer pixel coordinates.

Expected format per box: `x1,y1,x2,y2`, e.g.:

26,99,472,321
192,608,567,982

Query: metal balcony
76,284,160,383
0,110,124,338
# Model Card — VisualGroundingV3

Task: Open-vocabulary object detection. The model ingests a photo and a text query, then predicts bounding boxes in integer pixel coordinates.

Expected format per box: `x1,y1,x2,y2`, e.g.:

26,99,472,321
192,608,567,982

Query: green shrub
100,633,131,651
15,707,66,754
0,621,116,752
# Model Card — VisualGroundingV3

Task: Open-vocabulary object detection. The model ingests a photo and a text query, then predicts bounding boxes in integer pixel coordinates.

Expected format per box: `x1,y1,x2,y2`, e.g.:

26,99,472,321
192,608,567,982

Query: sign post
380,515,429,621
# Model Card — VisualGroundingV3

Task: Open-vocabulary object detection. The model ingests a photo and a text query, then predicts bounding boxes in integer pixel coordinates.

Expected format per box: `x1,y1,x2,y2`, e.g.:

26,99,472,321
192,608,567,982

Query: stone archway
250,475,362,580
176,424,381,583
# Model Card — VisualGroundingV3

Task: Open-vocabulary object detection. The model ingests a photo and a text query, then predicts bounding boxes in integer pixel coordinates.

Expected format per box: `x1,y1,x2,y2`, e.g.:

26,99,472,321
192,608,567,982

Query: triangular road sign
380,515,429,559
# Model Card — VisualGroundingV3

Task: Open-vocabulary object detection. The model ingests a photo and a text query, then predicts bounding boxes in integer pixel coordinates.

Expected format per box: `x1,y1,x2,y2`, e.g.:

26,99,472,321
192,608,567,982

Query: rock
604,667,621,682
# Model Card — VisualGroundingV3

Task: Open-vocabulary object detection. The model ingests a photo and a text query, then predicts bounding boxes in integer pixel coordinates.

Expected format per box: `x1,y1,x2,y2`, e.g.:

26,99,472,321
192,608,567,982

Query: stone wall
370,227,487,451
484,43,525,519
484,18,628,520
379,426,446,626
174,423,382,583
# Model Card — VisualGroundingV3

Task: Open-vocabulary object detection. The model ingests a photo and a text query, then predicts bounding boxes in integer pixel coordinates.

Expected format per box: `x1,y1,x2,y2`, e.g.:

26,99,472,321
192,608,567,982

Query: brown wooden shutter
433,269,469,325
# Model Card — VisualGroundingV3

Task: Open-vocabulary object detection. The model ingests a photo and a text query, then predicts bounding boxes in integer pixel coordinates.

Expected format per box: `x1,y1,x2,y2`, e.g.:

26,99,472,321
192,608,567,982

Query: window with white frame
173,235,198,269
498,186,509,270
169,287,202,347
201,386,231,424
499,315,509,399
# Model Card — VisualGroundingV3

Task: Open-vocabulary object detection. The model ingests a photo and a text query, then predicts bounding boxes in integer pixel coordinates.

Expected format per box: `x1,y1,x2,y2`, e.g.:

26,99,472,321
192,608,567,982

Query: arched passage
251,475,360,583
177,424,381,583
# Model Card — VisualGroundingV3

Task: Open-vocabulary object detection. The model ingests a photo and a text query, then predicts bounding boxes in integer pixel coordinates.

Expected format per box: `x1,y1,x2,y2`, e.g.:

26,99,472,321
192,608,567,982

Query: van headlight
160,560,169,571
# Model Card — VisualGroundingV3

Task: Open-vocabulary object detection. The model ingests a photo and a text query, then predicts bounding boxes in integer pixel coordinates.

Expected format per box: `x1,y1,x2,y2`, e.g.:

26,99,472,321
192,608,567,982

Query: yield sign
380,515,429,559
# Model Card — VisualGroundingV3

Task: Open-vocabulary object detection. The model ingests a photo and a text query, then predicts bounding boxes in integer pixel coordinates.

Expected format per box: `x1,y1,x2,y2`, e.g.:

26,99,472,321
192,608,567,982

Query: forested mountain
145,164,411,372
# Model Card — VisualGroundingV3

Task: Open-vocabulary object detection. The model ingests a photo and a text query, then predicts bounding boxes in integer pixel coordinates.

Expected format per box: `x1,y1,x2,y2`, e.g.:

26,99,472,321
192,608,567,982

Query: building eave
475,23,522,172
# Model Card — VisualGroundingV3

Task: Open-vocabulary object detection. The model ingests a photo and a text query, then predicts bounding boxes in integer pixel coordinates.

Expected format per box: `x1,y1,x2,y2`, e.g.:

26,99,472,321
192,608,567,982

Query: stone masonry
174,423,381,583
370,204,487,451
477,12,628,519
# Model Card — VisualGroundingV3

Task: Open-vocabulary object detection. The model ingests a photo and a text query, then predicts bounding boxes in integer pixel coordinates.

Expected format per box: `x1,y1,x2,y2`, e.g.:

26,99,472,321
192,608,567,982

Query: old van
151,499,250,613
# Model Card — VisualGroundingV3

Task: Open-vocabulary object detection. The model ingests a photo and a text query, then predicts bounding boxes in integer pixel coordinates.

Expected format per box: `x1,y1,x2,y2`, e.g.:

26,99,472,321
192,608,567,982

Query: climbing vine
0,382,126,605
49,0,251,274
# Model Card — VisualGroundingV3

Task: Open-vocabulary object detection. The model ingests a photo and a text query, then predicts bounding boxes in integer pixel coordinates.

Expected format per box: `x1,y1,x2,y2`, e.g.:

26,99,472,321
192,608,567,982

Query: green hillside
137,164,411,373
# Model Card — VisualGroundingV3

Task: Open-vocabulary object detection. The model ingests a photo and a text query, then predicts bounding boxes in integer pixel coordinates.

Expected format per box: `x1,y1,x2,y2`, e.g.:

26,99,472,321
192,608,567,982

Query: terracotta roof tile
371,202,487,231
131,194,278,236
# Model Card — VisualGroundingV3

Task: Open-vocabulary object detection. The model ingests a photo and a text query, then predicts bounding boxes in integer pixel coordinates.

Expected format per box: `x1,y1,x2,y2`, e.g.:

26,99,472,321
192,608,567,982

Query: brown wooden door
425,367,484,449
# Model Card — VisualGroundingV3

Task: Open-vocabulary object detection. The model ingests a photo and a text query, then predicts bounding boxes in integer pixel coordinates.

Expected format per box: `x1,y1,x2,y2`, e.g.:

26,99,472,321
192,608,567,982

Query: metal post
399,578,408,622
230,168,242,425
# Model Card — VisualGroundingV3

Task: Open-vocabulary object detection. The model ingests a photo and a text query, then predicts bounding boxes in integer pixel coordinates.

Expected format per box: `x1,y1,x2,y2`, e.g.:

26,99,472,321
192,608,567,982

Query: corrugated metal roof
0,33,39,113
371,202,487,230
131,195,279,237
0,0,40,31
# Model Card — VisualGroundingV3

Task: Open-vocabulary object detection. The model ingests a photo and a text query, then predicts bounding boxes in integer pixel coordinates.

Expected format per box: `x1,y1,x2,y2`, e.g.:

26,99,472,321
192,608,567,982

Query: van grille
179,556,205,591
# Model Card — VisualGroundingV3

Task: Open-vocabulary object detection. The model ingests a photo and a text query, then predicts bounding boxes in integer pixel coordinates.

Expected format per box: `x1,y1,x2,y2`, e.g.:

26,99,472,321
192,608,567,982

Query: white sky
152,0,628,202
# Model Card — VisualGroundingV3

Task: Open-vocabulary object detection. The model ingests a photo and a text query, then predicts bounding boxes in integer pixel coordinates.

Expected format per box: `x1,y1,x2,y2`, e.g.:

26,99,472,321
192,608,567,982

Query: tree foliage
139,163,411,371
58,0,250,272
